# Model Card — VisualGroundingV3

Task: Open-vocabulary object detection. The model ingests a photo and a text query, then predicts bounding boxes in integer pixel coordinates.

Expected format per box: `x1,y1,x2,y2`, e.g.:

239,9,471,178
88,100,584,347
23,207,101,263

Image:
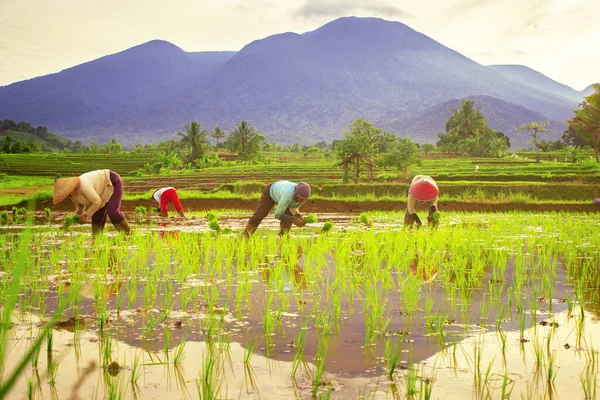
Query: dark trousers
91,171,125,227
248,184,293,232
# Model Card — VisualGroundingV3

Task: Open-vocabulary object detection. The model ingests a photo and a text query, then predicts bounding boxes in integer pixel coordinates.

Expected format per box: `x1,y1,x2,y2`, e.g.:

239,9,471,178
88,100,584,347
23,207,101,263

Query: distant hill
581,84,597,97
378,95,565,149
0,120,82,152
0,17,580,146
488,65,588,103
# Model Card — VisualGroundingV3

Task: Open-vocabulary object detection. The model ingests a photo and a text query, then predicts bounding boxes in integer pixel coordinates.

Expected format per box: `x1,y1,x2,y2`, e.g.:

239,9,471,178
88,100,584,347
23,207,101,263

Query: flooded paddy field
1,211,599,399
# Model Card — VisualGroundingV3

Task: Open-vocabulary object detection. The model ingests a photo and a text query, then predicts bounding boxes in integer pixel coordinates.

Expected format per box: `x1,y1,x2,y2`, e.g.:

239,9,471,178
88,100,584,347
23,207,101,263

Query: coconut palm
445,100,487,139
178,121,208,162
211,126,226,145
227,120,264,160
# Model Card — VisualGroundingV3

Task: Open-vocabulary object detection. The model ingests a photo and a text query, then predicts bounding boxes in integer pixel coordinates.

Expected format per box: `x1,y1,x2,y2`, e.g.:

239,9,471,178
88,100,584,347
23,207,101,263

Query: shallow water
1,211,599,398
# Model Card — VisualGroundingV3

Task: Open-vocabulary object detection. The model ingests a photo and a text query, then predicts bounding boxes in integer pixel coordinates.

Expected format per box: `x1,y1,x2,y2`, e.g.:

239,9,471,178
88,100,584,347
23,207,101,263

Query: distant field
1,150,600,208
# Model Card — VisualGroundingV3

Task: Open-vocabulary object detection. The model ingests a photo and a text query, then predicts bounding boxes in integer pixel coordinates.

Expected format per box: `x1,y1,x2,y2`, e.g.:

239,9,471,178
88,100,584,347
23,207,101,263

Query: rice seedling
321,221,334,233
196,348,224,400
359,213,370,225
173,338,186,365
304,213,317,223
208,219,221,232
384,338,403,380
63,214,81,228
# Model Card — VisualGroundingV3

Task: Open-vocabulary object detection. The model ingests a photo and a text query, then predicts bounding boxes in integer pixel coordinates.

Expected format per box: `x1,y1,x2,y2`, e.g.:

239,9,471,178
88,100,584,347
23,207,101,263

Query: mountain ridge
0,16,583,147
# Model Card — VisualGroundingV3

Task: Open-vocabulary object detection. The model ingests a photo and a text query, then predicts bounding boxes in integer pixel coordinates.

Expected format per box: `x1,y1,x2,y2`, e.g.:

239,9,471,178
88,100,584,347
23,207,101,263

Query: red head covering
409,176,439,201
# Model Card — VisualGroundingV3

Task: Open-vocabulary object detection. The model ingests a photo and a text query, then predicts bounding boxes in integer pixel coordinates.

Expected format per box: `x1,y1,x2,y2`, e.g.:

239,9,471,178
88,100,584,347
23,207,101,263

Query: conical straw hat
53,177,80,204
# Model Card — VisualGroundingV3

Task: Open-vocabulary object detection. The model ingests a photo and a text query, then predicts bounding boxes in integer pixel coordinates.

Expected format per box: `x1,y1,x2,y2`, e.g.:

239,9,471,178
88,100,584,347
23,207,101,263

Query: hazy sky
0,0,597,89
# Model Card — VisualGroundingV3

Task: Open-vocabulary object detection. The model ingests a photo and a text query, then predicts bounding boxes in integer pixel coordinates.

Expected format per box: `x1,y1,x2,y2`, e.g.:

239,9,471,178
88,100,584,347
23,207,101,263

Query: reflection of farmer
53,169,130,234
152,187,185,218
242,181,311,237
404,175,440,229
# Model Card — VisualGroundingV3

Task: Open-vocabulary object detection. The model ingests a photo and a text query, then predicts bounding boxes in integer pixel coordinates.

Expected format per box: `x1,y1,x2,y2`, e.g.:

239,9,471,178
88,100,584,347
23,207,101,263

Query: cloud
295,0,413,19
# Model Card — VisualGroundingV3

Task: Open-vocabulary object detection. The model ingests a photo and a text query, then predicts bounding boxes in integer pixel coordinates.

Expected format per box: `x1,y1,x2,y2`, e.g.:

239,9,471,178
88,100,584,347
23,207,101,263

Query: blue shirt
270,180,301,220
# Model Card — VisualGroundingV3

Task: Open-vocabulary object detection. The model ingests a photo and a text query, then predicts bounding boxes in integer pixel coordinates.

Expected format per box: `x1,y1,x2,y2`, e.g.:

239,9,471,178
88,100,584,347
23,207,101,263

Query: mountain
0,17,580,145
489,65,587,103
0,41,235,133
378,95,565,148
582,84,596,97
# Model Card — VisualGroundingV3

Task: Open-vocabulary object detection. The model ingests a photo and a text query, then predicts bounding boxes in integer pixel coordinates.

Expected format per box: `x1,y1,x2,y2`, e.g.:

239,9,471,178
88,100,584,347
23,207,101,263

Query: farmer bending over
405,175,440,229
152,187,186,218
242,181,311,237
53,169,130,234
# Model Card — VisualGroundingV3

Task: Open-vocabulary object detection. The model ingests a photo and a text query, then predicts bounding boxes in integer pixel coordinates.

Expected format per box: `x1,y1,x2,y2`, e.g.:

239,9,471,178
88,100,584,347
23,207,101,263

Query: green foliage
63,214,81,227
566,84,600,163
380,136,421,178
135,206,147,214
321,221,334,233
304,214,317,223
211,126,226,145
359,213,370,225
445,99,487,138
0,119,83,153
100,138,123,154
206,212,217,221
178,121,209,163
438,100,509,157
334,119,383,161
226,120,264,162
565,145,581,162
208,219,221,232
516,121,551,163
0,210,8,225
44,208,51,219
377,173,398,181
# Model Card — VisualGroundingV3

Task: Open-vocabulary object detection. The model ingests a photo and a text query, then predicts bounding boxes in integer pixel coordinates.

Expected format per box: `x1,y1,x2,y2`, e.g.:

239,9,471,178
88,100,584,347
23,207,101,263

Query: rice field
1,211,599,399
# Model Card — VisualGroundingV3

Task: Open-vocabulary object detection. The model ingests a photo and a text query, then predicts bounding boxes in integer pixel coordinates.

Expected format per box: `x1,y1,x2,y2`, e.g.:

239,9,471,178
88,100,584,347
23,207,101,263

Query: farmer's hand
292,216,306,227
80,213,87,224
161,211,168,218
178,210,186,219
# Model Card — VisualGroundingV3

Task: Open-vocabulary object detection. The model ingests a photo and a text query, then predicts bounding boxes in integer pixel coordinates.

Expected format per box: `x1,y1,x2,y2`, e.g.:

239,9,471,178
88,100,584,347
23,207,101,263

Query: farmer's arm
79,181,103,217
273,192,294,222
288,207,300,216
75,202,84,215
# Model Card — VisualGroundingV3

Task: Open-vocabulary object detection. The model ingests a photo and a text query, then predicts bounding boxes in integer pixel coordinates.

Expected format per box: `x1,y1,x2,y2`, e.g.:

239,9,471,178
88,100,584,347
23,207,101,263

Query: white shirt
153,187,175,204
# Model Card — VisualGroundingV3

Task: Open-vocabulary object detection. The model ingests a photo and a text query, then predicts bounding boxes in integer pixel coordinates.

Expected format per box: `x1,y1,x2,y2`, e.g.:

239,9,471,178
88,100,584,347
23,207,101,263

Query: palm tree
178,121,207,162
211,126,226,145
228,120,258,159
445,100,487,139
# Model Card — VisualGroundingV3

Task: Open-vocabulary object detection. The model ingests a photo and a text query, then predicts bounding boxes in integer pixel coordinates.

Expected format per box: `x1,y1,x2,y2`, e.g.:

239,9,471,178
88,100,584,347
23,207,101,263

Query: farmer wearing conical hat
405,175,440,229
152,187,185,218
242,181,311,237
53,169,130,234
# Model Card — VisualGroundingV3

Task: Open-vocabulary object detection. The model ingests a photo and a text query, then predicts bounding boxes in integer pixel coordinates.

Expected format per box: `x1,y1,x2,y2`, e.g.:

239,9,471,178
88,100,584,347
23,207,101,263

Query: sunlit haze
0,0,598,90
